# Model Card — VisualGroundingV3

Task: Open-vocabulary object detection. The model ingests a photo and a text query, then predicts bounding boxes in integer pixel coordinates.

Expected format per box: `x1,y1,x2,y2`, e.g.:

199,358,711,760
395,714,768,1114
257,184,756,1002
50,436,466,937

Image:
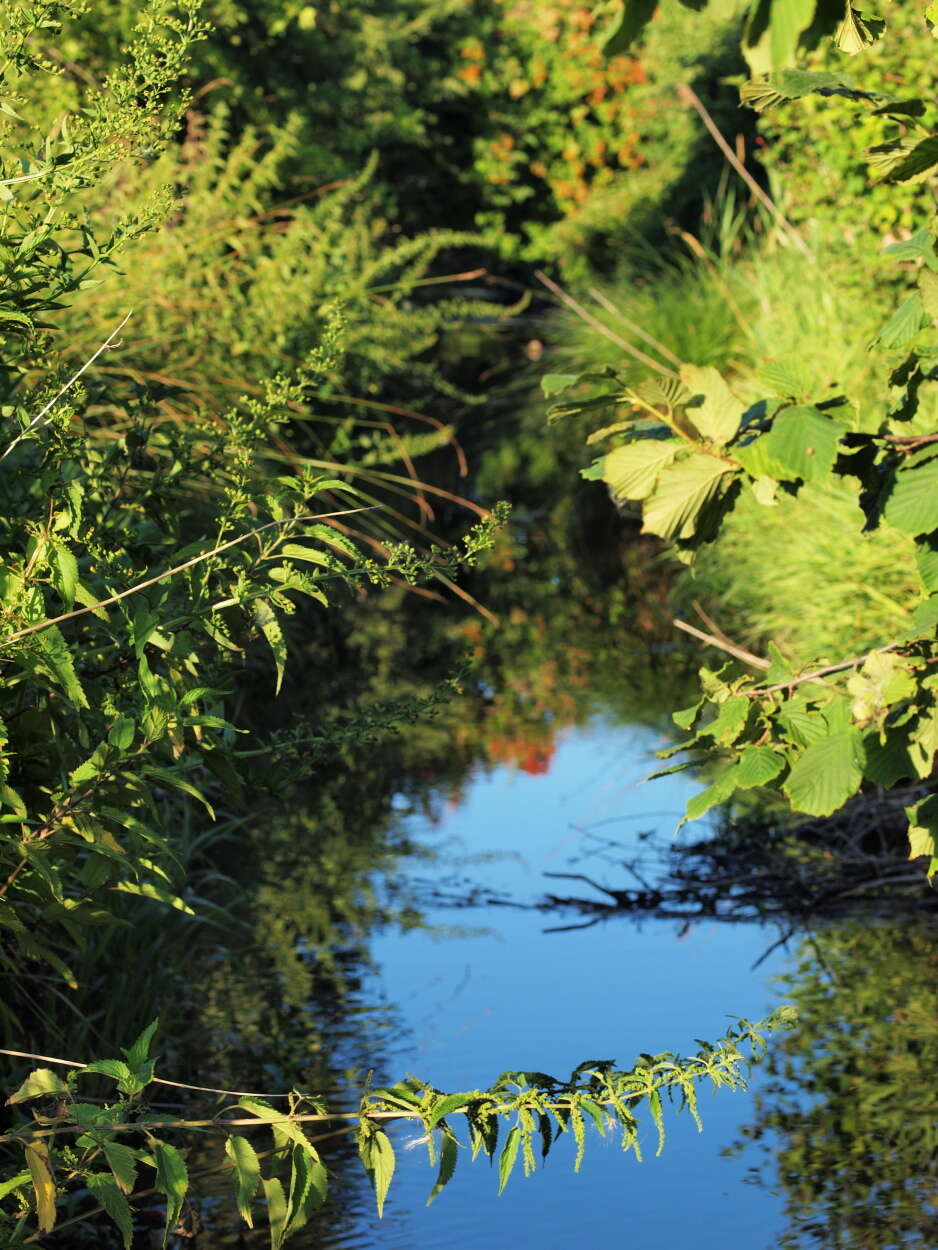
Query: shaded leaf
783,730,864,816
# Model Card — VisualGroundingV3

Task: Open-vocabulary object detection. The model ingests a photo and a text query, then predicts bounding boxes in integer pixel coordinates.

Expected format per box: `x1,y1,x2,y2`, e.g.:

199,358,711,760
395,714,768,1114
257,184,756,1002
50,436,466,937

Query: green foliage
0,1011,794,1244
736,922,938,1248
561,3,938,875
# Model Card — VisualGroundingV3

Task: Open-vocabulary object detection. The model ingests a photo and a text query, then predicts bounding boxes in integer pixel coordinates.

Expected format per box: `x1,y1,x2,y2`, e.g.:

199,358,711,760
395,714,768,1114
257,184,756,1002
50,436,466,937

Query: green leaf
123,1019,159,1070
497,1125,521,1194
0,1170,31,1201
884,455,938,536
601,439,677,502
6,1067,68,1104
107,715,135,751
757,351,814,398
154,1141,188,1247
252,600,287,695
86,1174,133,1250
734,744,785,788
834,5,883,54
641,454,735,542
707,695,750,746
83,1058,134,1085
224,1136,260,1228
141,766,215,818
427,1130,458,1206
103,1142,138,1195
761,406,842,482
113,880,195,914
783,729,864,816
540,373,579,397
869,295,929,350
33,624,88,708
919,269,938,321
51,545,78,609
426,1092,474,1130
906,795,938,879
261,1175,288,1250
361,1129,395,1218
679,364,743,446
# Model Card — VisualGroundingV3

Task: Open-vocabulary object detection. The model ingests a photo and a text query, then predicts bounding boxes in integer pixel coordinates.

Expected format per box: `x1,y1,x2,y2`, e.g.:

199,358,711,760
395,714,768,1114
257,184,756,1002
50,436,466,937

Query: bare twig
673,617,770,670
1,312,133,462
676,83,811,257
534,270,678,379
587,287,683,367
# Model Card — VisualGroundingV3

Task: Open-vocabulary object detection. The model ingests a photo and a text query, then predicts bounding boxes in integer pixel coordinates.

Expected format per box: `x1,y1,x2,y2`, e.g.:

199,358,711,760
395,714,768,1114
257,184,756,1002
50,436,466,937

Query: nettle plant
553,1,938,875
0,1010,795,1246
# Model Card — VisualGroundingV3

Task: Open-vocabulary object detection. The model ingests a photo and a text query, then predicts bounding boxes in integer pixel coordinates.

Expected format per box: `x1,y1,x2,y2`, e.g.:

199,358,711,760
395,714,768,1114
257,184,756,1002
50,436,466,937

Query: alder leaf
602,439,678,502
783,729,865,816
641,454,735,542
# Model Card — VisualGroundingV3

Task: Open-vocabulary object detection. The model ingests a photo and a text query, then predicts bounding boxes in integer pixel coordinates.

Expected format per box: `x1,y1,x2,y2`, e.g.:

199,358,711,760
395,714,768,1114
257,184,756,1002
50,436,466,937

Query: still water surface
331,720,790,1249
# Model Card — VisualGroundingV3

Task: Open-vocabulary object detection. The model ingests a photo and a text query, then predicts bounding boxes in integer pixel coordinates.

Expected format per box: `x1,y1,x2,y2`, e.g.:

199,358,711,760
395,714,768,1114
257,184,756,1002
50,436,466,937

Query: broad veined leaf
51,545,78,609
426,1092,475,1130
760,406,842,482
834,4,883,54
905,794,938,880
540,373,579,396
869,294,929,350
741,68,854,112
706,694,750,746
874,135,938,182
883,454,938,535
641,454,735,542
87,1173,133,1250
783,729,864,816
602,439,678,502
680,364,744,446
915,540,938,594
757,351,814,398
862,730,914,788
733,744,785,788
919,269,938,321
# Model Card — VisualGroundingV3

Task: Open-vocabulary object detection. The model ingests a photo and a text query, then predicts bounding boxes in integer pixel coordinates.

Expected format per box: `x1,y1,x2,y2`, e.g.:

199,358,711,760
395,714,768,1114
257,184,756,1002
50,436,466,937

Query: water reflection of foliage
735,921,938,1250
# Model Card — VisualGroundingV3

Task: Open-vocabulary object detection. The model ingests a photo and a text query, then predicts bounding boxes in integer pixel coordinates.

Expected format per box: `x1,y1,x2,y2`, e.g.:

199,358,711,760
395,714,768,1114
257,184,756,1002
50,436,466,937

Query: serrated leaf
874,135,938,183
426,1092,474,1130
602,439,678,502
427,1130,458,1205
362,1129,395,1218
25,1141,56,1233
734,744,785,788
707,695,749,746
87,1174,132,1250
154,1142,188,1248
679,364,743,445
906,794,938,879
0,1170,31,1201
870,295,930,350
883,455,938,536
757,352,814,398
761,406,842,482
262,1175,288,1250
252,600,287,695
497,1125,521,1194
783,729,864,816
52,545,78,609
225,1136,260,1228
6,1067,68,1104
103,1142,138,1195
835,5,883,54
641,454,735,542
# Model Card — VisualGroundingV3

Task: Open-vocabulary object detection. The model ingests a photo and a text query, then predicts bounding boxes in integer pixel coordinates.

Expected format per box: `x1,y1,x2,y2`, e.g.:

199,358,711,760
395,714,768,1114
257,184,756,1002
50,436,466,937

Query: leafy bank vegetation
1,0,936,1244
